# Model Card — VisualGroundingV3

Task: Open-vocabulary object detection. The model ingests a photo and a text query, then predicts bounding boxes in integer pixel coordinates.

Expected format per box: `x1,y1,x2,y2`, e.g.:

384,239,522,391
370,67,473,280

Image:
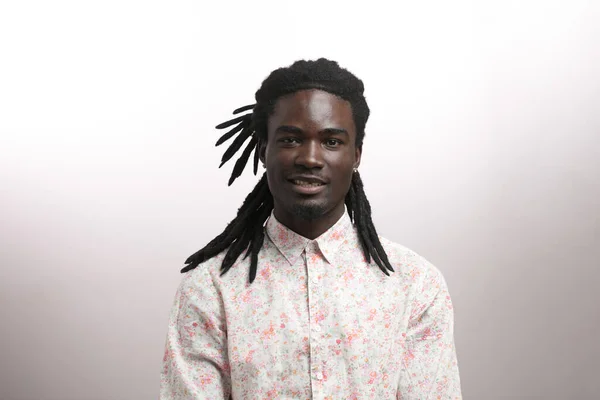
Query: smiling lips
288,176,327,194
291,179,324,187
288,175,326,184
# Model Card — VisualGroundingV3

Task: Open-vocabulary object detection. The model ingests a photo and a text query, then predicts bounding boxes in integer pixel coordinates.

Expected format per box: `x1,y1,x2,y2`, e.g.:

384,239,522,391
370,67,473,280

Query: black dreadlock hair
181,58,394,283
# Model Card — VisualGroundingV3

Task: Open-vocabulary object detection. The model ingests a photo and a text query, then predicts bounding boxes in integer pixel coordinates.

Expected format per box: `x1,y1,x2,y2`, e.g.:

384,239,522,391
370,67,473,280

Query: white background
1,1,599,399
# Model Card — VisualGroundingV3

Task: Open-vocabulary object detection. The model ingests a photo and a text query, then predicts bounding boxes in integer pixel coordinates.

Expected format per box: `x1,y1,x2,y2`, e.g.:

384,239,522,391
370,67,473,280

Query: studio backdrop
1,1,599,399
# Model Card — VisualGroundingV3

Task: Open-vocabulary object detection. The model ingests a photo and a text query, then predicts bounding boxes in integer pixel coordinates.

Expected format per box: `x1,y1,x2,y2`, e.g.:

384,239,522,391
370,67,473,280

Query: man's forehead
272,89,352,121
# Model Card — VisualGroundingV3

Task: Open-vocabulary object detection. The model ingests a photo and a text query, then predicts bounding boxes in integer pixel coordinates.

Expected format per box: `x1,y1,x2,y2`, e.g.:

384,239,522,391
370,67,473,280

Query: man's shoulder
179,249,229,287
180,246,255,290
377,235,446,285
377,235,428,267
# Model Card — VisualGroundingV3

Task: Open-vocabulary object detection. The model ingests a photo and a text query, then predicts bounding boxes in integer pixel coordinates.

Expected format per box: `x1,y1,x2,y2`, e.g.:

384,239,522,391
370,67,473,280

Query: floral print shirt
161,210,462,399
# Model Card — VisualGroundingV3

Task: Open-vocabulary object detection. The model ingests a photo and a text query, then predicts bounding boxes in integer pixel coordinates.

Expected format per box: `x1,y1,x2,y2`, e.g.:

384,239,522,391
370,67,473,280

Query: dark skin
259,89,361,239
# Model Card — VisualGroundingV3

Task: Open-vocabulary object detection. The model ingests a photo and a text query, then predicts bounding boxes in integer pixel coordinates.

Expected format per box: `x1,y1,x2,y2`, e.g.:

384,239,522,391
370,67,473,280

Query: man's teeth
293,180,323,187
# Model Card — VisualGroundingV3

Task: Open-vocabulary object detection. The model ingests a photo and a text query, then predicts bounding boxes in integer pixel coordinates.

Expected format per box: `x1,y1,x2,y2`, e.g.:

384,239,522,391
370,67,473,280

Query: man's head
260,89,361,222
183,58,393,283
253,58,368,222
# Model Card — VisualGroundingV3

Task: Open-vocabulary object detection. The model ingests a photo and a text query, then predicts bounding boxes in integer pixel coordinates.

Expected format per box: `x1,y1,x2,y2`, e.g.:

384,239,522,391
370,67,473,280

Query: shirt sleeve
399,264,462,399
160,266,231,399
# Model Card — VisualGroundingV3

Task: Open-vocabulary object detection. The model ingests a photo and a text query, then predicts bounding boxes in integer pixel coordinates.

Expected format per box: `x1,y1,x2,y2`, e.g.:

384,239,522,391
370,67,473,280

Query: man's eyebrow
320,128,349,137
274,126,349,137
275,125,304,135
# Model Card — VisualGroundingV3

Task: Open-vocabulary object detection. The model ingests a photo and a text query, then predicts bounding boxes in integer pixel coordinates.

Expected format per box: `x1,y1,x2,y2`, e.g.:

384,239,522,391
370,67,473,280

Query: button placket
306,241,324,389
307,242,321,332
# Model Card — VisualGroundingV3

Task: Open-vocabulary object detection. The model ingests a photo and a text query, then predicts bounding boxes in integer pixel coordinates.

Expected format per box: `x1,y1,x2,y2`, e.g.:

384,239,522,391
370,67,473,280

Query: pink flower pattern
161,210,461,399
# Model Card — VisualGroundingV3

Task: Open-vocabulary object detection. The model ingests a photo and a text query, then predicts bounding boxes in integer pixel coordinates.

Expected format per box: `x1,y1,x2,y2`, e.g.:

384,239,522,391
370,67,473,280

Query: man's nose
295,140,324,169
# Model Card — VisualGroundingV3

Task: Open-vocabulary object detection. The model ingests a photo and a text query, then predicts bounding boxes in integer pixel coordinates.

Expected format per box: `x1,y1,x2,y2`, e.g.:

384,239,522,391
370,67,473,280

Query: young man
161,59,462,399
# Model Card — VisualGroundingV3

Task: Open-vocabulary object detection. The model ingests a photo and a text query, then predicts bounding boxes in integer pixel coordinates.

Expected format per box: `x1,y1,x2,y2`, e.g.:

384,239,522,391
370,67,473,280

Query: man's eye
325,139,342,147
280,138,300,144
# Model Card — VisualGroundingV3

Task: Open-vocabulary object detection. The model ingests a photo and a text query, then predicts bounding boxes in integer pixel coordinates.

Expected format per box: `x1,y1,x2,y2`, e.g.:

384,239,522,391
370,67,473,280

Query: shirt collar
265,207,355,266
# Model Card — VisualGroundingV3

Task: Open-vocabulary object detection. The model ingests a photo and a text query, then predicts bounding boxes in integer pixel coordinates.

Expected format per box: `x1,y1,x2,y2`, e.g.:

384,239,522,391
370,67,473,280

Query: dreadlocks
181,58,394,283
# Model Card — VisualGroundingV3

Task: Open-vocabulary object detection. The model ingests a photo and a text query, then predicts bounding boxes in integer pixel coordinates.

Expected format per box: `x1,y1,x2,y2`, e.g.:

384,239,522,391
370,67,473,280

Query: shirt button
311,276,318,284
314,325,321,332
315,371,323,380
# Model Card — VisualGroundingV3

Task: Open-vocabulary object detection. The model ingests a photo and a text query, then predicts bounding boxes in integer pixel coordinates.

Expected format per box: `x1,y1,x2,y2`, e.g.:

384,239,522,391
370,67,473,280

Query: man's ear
259,139,267,165
353,145,362,169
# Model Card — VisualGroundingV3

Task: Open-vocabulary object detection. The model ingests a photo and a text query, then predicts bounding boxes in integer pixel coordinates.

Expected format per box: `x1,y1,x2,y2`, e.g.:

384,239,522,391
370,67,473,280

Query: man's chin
289,202,328,221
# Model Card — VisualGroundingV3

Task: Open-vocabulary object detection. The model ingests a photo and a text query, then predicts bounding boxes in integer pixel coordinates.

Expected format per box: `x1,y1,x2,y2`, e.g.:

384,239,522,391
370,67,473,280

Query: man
161,58,462,399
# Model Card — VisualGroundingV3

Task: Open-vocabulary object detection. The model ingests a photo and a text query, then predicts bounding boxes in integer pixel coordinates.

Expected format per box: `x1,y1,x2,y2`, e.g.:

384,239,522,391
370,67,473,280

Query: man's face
260,89,361,222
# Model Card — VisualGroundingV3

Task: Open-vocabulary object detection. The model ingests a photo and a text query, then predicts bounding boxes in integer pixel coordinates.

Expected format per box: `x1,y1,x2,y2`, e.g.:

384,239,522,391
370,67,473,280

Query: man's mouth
287,176,327,194
290,179,325,187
